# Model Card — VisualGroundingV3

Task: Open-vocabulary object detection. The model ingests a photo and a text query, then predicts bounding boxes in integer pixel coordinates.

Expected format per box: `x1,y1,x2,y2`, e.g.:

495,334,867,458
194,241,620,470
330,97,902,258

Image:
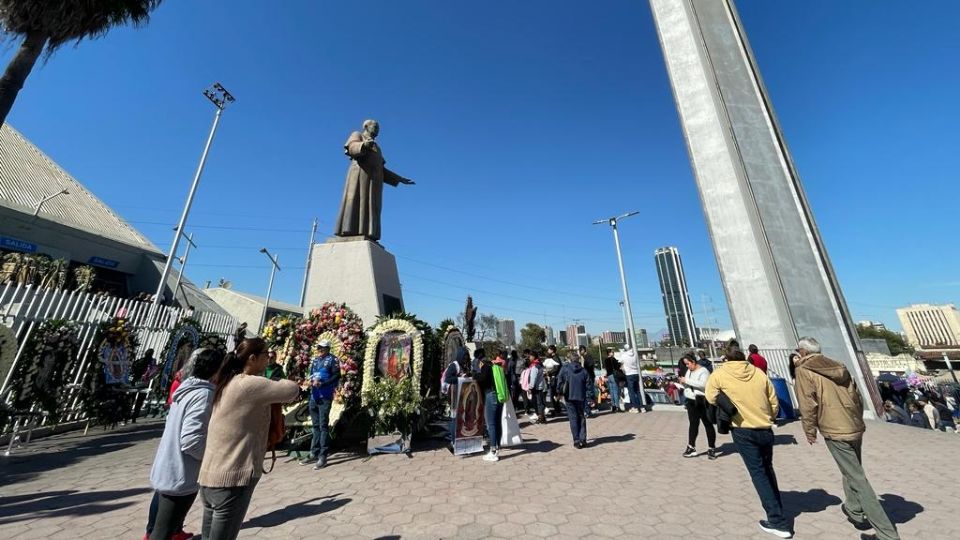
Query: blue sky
3,0,957,336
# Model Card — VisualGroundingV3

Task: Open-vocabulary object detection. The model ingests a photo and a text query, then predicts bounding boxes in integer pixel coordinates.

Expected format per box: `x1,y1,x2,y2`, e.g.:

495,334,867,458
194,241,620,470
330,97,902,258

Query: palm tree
0,1,164,127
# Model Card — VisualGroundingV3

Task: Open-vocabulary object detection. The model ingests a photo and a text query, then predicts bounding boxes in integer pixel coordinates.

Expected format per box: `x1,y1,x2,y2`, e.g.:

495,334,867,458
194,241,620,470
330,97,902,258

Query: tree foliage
857,325,914,356
477,313,499,342
0,1,164,126
520,323,546,352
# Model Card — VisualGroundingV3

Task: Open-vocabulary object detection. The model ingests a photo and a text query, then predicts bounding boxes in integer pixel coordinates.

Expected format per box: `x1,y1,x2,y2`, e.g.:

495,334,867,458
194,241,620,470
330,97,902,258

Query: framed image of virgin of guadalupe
376,331,412,381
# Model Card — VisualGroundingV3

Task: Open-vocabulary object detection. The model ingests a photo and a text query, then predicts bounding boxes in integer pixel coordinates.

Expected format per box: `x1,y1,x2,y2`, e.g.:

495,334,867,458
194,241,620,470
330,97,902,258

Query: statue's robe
334,131,404,241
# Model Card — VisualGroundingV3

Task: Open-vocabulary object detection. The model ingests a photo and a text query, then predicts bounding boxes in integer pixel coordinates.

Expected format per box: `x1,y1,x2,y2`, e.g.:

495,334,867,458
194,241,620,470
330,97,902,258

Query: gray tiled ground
1,409,956,539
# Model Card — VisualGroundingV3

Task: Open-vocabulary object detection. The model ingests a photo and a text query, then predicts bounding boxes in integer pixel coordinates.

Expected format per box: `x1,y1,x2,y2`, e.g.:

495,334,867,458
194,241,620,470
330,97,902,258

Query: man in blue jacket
301,340,340,469
557,354,592,448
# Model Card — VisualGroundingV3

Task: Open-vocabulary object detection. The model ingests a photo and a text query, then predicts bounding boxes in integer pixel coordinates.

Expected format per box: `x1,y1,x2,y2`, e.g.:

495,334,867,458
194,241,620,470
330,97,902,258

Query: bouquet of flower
262,314,299,350
336,356,361,407
365,376,423,437
291,303,364,378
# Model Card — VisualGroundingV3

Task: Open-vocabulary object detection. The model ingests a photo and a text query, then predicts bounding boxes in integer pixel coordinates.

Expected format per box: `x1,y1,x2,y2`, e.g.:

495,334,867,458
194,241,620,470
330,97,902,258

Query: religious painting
99,344,130,385
376,331,412,381
442,328,465,373
161,321,201,390
453,377,485,455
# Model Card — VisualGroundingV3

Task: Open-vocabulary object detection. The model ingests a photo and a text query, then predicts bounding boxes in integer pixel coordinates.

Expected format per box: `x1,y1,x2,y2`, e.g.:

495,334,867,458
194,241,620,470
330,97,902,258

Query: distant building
601,330,627,343
654,247,698,347
497,319,517,346
636,329,649,348
896,303,960,351
566,324,585,348
204,287,304,335
544,325,556,346
857,320,887,332
860,338,891,356
697,327,720,342
576,333,590,348
558,330,568,347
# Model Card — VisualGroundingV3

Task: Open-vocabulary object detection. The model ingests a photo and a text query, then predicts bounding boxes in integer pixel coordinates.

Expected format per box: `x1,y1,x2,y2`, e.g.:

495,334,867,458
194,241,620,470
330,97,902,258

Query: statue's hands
400,178,416,185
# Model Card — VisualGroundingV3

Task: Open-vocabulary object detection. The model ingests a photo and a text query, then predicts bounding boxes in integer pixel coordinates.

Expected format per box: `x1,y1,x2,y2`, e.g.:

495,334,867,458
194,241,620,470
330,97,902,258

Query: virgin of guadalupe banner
377,331,412,381
453,377,484,456
99,344,130,385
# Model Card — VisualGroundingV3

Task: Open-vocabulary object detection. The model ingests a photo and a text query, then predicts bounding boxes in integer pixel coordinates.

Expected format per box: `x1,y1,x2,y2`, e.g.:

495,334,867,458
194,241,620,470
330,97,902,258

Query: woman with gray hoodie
147,348,223,540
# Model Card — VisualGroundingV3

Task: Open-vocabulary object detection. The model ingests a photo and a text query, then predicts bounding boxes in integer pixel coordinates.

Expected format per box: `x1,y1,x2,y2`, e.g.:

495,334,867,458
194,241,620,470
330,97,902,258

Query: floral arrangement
362,317,424,406
262,314,299,349
159,318,202,392
80,317,140,427
365,375,423,438
198,333,227,354
291,303,365,378
0,325,18,431
7,320,80,419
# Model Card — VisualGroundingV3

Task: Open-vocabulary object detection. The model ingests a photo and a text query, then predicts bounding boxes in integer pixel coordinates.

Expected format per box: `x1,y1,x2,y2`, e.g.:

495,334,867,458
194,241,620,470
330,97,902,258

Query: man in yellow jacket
706,350,791,538
794,337,899,540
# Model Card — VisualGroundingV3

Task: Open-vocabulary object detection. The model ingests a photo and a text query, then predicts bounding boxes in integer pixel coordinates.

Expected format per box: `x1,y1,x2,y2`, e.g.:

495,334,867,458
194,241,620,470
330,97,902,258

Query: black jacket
715,391,738,434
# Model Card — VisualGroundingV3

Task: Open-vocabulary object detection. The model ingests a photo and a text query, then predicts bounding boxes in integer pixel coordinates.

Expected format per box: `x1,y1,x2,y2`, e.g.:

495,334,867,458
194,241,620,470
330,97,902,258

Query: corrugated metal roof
0,124,161,254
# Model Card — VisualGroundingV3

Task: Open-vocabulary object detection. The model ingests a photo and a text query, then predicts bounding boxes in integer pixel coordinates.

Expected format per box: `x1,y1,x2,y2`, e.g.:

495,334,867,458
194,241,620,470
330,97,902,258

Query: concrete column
648,0,880,415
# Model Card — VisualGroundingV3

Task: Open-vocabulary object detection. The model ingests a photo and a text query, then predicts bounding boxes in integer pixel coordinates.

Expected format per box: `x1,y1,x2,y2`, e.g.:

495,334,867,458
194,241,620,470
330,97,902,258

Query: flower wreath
291,303,365,379
362,318,423,406
0,324,17,393
262,314,300,368
7,320,80,419
159,318,201,394
82,317,140,427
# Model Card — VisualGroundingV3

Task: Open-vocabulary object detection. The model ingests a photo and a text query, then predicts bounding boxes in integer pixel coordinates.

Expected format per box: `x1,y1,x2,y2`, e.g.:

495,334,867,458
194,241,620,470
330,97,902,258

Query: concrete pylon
648,0,880,415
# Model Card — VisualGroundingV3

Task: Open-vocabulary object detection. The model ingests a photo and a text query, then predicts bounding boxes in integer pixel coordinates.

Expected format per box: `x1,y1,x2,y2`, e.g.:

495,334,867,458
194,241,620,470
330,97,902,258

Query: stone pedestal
303,238,404,328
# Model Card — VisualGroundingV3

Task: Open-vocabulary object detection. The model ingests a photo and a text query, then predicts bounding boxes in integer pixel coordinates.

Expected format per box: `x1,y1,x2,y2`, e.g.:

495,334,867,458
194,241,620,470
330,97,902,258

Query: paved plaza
0,410,956,539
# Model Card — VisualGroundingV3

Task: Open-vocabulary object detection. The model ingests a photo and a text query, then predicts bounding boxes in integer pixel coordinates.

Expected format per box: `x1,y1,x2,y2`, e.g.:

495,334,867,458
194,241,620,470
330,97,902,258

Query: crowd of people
142,329,944,540
877,378,959,432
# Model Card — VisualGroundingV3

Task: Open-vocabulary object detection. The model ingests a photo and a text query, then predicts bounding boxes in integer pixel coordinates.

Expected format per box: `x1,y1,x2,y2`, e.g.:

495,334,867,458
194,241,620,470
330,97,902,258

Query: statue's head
362,119,380,138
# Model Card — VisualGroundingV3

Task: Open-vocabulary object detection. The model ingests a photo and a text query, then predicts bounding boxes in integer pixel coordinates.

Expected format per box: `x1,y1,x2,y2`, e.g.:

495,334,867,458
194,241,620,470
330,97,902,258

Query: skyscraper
544,325,556,346
497,319,517,346
655,246,698,346
558,330,568,347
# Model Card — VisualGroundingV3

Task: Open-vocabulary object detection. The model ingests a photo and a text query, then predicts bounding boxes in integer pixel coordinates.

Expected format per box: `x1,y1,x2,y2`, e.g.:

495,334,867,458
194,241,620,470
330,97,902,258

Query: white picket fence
0,281,236,440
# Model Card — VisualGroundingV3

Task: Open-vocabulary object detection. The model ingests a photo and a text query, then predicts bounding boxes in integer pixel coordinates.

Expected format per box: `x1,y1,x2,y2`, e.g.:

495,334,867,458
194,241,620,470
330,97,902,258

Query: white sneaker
482,451,499,462
629,409,639,414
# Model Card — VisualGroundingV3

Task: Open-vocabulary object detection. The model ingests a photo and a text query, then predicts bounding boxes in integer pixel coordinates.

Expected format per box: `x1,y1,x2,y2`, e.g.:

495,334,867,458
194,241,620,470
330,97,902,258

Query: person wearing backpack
557,353,591,448
476,353,505,461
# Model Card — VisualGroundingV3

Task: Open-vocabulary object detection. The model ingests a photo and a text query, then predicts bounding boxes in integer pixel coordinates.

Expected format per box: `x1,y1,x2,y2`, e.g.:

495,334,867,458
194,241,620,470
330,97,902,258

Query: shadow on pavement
0,424,163,487
241,494,350,529
498,439,562,460
0,487,150,524
879,493,924,524
590,433,636,446
714,433,798,456
781,488,841,522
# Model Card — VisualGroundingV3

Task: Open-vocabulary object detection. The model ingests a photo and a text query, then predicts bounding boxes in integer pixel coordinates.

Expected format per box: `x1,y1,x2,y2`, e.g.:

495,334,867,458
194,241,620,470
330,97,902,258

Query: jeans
484,390,503,450
825,439,900,540
625,374,642,410
200,480,259,540
606,375,620,410
150,491,198,540
686,397,716,448
565,400,587,443
530,389,545,417
309,397,333,459
731,428,789,531
145,490,159,534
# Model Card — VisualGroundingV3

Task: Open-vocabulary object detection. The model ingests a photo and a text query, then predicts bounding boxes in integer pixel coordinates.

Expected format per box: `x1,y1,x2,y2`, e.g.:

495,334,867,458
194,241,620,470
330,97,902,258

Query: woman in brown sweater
198,338,299,540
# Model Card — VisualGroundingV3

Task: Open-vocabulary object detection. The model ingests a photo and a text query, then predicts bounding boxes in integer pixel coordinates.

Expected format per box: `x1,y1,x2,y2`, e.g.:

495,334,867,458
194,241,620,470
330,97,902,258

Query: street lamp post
32,188,69,217
259,248,281,333
299,218,318,307
619,300,632,350
171,230,196,307
594,211,647,407
153,83,235,312
943,352,959,385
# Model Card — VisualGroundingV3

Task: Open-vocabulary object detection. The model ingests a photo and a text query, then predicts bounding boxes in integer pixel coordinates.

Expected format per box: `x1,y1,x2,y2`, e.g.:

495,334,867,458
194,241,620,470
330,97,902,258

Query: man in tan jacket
794,337,899,540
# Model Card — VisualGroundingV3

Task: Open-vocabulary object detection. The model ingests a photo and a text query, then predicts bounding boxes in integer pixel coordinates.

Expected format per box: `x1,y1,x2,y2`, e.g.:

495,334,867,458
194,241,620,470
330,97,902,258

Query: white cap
318,339,331,348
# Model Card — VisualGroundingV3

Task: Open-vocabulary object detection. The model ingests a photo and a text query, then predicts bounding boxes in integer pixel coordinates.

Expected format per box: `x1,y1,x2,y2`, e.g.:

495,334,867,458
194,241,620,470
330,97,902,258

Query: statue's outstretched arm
384,168,415,186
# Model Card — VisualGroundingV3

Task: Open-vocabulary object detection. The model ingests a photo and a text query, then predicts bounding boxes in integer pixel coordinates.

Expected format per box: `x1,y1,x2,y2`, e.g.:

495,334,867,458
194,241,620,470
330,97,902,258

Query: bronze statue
334,120,414,241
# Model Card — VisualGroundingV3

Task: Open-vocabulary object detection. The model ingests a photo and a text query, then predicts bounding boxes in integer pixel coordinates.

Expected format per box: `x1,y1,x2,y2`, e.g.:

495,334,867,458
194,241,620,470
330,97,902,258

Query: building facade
497,319,517,346
896,304,960,351
654,247,698,346
636,328,650,348
601,330,627,343
544,325,556,346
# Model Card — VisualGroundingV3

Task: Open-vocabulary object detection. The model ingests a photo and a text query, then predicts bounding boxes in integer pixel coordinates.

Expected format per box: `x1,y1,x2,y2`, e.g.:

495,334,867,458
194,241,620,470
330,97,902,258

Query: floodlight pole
153,83,234,315
171,231,196,307
259,248,281,333
594,212,647,407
